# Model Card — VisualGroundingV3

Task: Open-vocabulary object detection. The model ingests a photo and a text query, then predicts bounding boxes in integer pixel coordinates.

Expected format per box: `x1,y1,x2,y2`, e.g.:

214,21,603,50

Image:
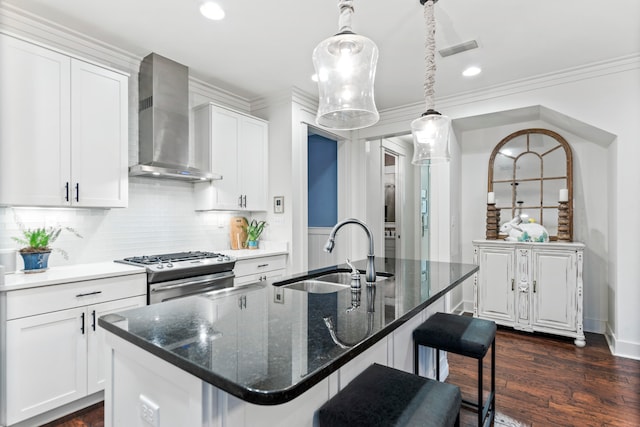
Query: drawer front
6,273,147,320
234,255,286,278
235,269,285,287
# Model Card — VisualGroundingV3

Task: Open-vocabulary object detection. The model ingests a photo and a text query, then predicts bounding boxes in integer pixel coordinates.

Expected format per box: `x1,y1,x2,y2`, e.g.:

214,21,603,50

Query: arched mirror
488,128,573,241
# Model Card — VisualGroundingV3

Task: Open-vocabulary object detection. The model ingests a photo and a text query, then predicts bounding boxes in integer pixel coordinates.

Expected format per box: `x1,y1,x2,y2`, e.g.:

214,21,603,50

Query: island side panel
104,333,206,427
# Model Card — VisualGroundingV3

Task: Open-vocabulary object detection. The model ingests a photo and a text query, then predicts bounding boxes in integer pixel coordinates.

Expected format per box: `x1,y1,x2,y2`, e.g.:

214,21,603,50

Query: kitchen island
99,257,477,426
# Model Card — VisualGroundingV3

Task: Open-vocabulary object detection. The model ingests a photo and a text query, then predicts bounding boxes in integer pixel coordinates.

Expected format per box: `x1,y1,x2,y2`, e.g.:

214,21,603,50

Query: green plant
244,219,267,243
12,224,82,259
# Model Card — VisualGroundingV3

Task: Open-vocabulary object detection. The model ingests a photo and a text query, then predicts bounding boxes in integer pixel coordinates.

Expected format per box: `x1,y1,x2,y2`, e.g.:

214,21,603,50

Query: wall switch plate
139,394,160,426
274,196,284,213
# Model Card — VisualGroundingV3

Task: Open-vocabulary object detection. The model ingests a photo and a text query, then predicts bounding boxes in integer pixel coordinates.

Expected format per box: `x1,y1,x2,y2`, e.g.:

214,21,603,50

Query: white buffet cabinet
0,264,146,427
472,240,586,346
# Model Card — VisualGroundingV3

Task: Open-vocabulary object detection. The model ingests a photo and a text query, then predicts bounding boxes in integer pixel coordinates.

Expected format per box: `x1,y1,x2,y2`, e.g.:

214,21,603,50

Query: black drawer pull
81,312,85,334
65,182,70,202
257,264,269,268
75,183,79,202
91,310,96,331
76,291,102,298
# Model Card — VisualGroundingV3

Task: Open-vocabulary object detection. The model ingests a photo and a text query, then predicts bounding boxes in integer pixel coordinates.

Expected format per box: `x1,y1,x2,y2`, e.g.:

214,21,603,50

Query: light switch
274,196,284,213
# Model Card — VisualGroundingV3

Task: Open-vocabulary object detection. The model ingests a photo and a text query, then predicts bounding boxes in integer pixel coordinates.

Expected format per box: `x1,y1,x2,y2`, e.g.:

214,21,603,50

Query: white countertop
0,262,146,292
220,248,288,261
1,244,289,292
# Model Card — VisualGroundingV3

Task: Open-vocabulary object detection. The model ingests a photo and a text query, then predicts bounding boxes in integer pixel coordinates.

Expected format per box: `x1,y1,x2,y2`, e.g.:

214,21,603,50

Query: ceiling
4,0,640,111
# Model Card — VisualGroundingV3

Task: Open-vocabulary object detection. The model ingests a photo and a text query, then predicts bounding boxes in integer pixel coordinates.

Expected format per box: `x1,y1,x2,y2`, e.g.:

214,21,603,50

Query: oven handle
150,271,235,292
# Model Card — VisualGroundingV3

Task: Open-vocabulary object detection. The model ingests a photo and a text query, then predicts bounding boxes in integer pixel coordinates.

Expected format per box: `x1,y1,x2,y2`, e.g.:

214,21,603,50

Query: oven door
149,271,235,304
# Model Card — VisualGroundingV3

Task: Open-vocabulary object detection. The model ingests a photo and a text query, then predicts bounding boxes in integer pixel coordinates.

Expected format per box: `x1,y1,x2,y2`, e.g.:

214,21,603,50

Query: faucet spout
324,218,376,283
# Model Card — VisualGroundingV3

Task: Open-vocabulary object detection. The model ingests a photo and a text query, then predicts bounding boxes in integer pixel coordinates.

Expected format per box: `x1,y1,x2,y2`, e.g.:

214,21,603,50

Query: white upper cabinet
70,60,128,208
194,103,268,211
0,34,128,208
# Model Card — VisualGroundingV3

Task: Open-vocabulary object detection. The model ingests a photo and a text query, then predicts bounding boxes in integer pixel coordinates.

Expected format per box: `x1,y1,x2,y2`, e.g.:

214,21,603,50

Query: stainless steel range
115,251,235,304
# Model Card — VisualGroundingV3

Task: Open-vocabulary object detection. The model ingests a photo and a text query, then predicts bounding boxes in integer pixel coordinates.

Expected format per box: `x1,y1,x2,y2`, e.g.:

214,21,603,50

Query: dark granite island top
99,257,477,406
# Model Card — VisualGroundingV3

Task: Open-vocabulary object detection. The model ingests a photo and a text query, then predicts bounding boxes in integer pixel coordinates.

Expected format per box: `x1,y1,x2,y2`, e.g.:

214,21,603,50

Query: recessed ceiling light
200,2,225,20
462,66,482,77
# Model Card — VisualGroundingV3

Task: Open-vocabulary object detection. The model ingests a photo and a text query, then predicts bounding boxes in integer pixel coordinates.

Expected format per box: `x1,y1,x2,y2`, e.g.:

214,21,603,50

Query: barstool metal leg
478,357,483,427
435,348,440,381
414,342,419,375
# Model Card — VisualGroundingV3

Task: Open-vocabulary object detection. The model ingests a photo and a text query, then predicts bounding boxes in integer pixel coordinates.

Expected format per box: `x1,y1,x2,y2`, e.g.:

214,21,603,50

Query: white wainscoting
307,227,345,271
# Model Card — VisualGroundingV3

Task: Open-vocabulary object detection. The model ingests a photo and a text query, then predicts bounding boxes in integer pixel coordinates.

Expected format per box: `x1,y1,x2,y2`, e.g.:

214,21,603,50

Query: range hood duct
130,53,220,182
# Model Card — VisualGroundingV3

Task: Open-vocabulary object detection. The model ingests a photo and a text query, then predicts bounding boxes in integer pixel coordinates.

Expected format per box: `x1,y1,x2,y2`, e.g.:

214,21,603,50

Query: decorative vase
20,251,51,273
247,240,259,250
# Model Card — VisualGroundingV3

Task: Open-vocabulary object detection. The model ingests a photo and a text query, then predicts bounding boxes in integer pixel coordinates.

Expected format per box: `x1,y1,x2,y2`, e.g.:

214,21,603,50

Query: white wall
441,59,640,359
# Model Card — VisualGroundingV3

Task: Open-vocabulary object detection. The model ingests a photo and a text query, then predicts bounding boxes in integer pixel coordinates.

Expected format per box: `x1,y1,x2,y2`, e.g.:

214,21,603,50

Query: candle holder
486,203,501,240
557,201,571,242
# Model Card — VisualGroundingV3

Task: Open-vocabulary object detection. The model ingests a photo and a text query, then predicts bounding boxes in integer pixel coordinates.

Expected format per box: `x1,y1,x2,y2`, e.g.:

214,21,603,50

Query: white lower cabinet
234,254,287,287
473,240,585,346
1,274,146,426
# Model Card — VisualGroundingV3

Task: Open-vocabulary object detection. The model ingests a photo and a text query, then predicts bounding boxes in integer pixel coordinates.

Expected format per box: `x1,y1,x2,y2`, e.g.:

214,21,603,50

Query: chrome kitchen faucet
324,218,376,283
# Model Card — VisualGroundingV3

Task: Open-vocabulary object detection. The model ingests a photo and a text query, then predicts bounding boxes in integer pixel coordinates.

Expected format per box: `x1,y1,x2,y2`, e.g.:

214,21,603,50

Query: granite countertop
99,257,478,405
0,262,146,292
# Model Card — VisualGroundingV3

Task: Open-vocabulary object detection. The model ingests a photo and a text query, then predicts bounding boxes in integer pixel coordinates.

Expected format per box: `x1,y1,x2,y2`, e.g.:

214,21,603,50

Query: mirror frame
488,128,573,241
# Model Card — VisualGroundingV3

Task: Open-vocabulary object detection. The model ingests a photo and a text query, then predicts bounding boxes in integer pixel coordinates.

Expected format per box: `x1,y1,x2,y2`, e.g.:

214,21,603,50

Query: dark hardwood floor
47,328,638,427
448,328,640,427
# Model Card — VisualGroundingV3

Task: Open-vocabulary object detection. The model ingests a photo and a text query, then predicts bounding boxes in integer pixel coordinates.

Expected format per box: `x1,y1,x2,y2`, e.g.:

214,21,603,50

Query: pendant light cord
423,0,436,112
338,0,354,33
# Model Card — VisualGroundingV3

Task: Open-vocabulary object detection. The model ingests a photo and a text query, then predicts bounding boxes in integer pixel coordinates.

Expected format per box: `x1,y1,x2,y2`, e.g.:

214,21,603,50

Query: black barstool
318,363,461,427
413,313,496,427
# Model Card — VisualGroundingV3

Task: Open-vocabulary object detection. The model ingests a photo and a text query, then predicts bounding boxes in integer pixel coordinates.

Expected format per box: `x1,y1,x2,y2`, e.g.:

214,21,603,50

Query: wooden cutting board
230,216,248,250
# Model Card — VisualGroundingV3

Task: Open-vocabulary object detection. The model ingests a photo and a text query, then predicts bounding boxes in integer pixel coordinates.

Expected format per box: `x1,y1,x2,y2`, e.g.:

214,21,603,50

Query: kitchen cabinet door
531,249,577,332
0,34,71,207
5,307,87,425
239,115,268,211
87,296,146,394
70,60,128,208
474,245,516,325
204,106,242,210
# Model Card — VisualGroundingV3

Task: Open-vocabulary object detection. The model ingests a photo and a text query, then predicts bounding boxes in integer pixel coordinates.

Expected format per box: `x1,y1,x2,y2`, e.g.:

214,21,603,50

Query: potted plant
12,225,82,273
244,219,267,249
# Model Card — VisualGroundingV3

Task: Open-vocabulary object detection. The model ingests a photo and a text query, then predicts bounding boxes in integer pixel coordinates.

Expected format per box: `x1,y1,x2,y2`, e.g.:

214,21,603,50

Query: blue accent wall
308,135,337,227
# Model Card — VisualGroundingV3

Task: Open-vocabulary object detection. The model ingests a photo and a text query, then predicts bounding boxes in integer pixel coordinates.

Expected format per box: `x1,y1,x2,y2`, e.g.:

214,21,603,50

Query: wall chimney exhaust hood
130,53,221,182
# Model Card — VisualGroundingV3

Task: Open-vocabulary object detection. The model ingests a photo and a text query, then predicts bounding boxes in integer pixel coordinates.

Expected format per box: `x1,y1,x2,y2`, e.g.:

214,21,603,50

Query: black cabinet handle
91,310,96,331
75,183,79,202
65,182,70,202
75,291,102,298
81,312,85,334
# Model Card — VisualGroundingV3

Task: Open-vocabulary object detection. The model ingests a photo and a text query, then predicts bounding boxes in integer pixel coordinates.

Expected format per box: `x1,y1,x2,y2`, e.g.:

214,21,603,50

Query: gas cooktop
115,251,236,283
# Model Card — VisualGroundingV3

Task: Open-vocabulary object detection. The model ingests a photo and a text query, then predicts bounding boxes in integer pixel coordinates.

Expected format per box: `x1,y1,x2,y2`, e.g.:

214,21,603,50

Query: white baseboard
606,324,640,361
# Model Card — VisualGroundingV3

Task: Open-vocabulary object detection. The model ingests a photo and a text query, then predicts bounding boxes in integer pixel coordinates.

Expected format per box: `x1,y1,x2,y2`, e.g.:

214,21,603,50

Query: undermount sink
314,271,392,285
275,270,394,293
280,280,350,294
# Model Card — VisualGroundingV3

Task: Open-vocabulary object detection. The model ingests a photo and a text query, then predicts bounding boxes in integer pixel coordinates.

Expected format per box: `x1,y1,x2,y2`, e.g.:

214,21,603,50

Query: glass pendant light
313,0,379,130
411,0,451,165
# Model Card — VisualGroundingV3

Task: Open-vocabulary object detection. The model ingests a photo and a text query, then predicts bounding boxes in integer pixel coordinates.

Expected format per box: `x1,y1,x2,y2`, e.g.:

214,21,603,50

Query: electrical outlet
139,394,160,426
